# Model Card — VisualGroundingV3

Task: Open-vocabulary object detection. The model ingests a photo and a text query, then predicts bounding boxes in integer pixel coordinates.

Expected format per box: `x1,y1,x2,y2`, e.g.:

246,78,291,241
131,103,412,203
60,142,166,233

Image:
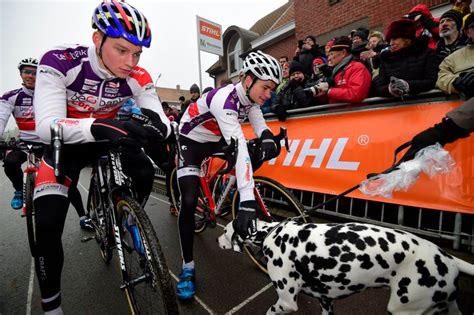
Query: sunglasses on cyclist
21,69,37,76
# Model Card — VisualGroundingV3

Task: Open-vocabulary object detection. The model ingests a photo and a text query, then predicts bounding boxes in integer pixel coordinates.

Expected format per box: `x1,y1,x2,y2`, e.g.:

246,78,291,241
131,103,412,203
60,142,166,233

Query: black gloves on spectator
287,79,301,89
90,119,148,147
272,104,288,122
418,14,438,31
453,71,474,98
400,117,470,162
233,200,257,239
133,108,168,142
389,76,410,97
260,129,280,161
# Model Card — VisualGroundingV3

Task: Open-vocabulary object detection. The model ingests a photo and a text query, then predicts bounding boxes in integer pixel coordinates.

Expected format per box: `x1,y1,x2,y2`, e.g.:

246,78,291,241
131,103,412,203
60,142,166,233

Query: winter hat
325,38,336,48
289,61,304,76
385,19,417,42
440,9,463,30
353,30,368,41
189,83,200,93
312,57,326,65
463,12,474,30
304,35,316,43
329,36,352,52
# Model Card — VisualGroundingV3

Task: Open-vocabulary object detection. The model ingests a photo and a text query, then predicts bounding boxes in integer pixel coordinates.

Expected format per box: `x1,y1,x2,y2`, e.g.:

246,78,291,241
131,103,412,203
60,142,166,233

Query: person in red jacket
403,3,440,49
310,36,372,105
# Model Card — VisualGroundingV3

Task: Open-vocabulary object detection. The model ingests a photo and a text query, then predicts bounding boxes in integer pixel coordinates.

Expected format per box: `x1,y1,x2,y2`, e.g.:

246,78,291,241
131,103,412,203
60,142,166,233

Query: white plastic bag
359,144,455,198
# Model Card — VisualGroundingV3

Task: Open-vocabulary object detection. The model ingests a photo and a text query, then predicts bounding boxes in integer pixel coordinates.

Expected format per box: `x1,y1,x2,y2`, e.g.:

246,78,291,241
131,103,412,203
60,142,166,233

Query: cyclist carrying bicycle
176,50,282,300
32,1,170,313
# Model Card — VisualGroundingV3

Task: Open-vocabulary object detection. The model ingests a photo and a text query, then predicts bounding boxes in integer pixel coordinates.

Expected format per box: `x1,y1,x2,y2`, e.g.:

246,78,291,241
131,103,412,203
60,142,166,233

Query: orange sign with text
242,101,474,214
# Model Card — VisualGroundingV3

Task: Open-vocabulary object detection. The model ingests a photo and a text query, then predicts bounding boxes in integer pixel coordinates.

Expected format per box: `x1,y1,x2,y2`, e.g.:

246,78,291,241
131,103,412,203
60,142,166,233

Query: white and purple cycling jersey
34,44,170,144
0,86,39,142
179,82,269,201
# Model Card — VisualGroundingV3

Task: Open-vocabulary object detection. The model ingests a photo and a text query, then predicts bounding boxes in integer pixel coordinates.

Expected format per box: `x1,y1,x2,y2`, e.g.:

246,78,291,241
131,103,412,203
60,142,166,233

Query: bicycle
0,138,43,257
69,135,179,314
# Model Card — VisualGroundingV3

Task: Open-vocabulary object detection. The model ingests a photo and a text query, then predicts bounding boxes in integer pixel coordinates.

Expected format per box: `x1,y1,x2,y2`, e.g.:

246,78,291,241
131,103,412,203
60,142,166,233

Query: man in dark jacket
372,19,440,97
437,9,469,60
293,35,326,76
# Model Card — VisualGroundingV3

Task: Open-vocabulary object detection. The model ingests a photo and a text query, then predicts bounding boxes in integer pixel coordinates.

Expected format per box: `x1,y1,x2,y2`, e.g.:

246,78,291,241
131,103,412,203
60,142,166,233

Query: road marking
27,257,35,315
224,283,273,314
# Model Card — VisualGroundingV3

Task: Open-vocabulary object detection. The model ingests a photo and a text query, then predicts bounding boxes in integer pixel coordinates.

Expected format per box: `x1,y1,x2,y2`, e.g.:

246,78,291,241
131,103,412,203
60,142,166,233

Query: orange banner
243,100,474,214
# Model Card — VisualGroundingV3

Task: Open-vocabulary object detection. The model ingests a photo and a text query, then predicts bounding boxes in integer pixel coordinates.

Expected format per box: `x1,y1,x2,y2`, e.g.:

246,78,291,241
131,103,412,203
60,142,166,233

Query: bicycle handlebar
213,137,238,175
0,140,44,151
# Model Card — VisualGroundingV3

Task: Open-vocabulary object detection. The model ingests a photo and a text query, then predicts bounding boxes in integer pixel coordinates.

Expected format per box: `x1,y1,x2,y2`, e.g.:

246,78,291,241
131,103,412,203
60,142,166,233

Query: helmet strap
245,75,258,103
97,34,118,77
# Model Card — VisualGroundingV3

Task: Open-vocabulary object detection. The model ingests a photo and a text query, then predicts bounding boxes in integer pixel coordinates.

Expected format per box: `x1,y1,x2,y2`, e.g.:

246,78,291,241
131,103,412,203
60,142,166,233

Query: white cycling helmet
18,58,38,70
242,51,282,85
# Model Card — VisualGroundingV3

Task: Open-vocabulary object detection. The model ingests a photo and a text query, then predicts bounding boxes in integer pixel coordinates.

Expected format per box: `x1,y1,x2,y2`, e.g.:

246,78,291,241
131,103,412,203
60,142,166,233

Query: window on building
227,34,242,78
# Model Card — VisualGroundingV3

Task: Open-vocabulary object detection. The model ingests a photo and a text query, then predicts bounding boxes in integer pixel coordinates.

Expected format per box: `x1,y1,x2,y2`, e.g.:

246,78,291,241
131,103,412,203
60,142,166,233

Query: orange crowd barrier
242,100,474,214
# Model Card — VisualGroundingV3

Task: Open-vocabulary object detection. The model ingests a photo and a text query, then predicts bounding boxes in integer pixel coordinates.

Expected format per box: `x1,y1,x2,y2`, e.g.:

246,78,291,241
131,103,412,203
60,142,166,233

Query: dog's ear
253,230,267,246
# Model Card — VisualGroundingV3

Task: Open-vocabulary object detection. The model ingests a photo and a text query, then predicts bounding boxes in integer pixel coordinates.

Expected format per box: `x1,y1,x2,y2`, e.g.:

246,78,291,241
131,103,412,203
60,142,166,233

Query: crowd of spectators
264,1,474,121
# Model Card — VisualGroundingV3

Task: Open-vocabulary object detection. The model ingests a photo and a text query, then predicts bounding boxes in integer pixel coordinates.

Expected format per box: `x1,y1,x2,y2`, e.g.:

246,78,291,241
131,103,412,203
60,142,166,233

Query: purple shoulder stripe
223,88,239,112
40,46,89,76
1,88,21,101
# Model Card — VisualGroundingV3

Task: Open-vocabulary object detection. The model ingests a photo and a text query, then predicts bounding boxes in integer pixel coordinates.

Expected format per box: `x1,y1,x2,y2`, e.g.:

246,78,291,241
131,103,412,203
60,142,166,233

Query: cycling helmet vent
92,0,152,47
242,51,282,85
18,58,38,70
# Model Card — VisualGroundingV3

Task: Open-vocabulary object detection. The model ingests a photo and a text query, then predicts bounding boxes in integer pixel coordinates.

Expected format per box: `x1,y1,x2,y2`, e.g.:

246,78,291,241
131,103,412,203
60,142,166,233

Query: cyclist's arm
127,68,171,138
247,105,270,137
210,103,255,202
0,91,16,137
34,59,95,144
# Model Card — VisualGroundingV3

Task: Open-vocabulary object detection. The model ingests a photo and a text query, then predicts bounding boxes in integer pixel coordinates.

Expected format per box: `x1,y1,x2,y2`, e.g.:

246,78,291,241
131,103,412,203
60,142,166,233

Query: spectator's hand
389,77,410,97
360,50,376,60
453,71,474,95
273,104,287,122
90,119,148,147
287,79,300,89
294,47,301,56
320,64,332,78
133,108,168,142
418,14,438,31
400,117,470,162
233,200,257,239
315,82,329,96
260,129,280,161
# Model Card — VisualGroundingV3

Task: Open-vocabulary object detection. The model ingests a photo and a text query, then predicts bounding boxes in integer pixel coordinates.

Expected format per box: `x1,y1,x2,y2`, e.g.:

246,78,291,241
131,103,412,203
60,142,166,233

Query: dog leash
301,140,412,217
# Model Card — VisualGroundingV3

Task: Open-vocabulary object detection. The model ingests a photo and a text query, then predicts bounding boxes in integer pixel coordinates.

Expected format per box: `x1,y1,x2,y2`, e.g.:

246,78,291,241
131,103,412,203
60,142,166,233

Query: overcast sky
0,0,288,94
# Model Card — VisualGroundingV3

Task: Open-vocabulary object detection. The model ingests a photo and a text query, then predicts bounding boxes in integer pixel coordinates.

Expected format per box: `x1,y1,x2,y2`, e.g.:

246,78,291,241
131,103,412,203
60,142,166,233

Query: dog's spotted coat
218,220,474,314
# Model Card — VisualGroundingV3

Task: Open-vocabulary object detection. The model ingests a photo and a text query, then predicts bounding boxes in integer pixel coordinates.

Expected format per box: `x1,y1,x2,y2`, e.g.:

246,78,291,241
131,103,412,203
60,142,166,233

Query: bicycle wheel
25,172,37,257
168,167,180,212
194,186,209,234
86,174,113,264
117,196,178,314
211,174,235,217
231,176,307,273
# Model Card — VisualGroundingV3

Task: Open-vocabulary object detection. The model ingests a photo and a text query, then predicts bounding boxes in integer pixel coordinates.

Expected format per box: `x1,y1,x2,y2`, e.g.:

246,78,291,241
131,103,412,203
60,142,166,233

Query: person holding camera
293,35,326,76
307,36,371,106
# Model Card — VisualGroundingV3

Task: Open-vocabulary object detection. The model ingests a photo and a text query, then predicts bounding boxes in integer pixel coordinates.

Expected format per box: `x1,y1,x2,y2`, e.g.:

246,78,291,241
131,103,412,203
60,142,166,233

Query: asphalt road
0,169,473,314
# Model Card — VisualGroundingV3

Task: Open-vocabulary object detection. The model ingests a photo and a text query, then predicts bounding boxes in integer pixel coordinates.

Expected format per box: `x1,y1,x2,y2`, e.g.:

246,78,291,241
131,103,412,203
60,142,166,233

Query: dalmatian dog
217,219,474,315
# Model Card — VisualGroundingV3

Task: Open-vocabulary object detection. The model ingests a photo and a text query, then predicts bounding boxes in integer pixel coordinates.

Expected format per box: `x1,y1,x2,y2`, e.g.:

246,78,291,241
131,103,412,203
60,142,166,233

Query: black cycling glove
233,200,257,239
133,108,168,142
400,117,470,162
260,129,280,161
90,119,148,147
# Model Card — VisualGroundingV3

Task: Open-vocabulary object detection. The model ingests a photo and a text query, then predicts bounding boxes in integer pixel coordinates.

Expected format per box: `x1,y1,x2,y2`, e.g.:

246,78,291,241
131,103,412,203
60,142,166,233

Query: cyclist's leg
4,150,27,209
33,144,98,312
120,148,155,205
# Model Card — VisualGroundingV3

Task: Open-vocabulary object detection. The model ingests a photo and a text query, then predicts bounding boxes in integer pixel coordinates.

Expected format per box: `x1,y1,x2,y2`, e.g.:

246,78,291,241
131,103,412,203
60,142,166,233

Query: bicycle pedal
81,236,96,242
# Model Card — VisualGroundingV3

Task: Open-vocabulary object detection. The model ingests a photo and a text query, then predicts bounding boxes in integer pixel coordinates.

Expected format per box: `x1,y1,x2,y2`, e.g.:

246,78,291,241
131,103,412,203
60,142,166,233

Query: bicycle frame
21,146,41,217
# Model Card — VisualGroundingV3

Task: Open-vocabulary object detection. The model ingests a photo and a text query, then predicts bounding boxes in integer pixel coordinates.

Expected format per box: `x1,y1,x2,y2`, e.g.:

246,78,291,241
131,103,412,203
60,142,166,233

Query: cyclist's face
20,66,37,90
246,76,276,105
93,32,143,79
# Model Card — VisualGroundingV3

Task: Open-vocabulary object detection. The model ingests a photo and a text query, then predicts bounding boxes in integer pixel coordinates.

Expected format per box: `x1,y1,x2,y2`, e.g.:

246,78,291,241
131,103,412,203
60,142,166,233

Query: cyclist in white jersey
176,51,282,300
32,1,170,313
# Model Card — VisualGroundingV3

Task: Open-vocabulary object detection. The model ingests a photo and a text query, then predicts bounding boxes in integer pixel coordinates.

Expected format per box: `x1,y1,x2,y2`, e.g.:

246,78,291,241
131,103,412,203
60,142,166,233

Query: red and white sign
196,16,223,56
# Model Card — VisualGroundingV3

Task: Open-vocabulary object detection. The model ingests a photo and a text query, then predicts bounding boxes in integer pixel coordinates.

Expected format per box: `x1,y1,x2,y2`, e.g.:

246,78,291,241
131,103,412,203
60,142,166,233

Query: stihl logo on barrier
268,138,360,171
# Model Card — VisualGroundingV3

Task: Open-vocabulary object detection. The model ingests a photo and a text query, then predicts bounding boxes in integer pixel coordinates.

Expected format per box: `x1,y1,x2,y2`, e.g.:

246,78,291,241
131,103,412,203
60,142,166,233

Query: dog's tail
453,256,474,276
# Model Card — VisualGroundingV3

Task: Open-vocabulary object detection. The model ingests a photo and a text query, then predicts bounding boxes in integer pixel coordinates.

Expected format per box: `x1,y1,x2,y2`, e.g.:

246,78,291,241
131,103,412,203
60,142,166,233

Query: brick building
206,0,462,86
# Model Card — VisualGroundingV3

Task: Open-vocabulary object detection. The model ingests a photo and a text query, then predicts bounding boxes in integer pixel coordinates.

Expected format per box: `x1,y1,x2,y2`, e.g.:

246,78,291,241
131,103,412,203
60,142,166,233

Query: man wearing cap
437,9,469,60
189,83,200,102
437,12,474,99
309,36,371,105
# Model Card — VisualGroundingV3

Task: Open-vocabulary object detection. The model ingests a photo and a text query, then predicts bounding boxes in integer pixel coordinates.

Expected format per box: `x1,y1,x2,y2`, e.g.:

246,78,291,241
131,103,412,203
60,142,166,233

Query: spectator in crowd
202,86,213,94
436,12,474,99
360,31,389,77
309,36,371,104
293,35,326,76
178,99,192,123
179,95,185,109
271,61,316,121
351,29,370,60
162,101,179,122
308,57,330,84
451,0,472,17
403,4,440,49
325,38,336,56
279,56,289,66
437,9,468,60
372,19,439,98
189,83,200,102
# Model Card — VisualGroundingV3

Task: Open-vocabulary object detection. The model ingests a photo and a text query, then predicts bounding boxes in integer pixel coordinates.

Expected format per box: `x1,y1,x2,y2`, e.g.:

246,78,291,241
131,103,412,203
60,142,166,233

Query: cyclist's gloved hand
399,117,470,162
133,108,168,142
260,129,280,161
233,200,257,240
90,118,148,147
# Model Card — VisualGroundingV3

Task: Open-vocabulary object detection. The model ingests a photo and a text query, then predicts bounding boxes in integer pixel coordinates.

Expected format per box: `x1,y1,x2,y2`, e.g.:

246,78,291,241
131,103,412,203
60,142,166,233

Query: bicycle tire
194,186,209,234
168,167,180,212
231,176,307,273
117,196,179,315
25,172,37,257
86,174,113,264
211,174,234,217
